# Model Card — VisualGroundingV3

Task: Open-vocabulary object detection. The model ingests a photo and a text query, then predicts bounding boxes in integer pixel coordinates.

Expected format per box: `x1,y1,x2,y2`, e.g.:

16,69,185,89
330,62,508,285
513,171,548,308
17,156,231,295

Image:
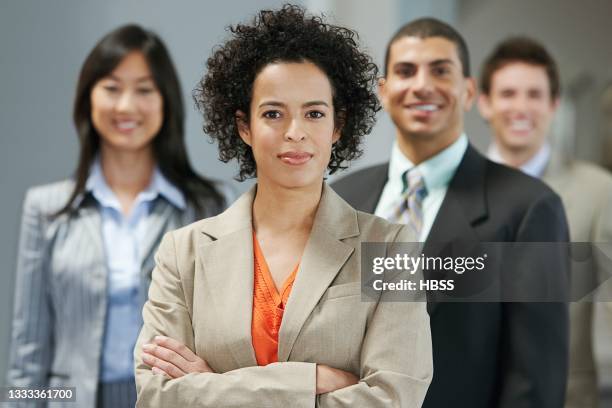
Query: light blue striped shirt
375,134,468,241
86,159,185,382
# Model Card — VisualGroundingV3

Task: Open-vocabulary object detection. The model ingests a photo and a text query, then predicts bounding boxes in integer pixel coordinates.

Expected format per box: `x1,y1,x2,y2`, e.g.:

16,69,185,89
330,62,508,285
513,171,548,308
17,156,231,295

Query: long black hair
57,24,224,216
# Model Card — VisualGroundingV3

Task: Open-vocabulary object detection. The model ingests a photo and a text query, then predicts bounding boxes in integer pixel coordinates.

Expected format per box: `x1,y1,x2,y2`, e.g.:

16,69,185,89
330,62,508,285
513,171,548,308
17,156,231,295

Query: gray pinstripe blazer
6,179,225,408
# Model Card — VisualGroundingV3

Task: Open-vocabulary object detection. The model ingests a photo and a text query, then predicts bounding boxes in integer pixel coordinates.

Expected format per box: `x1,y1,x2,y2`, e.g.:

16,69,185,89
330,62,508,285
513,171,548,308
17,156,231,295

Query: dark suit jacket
332,144,570,408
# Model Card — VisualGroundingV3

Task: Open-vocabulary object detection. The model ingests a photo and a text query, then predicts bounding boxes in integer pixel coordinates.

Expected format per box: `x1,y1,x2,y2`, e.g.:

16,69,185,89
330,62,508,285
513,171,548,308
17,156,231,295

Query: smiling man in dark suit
333,18,570,408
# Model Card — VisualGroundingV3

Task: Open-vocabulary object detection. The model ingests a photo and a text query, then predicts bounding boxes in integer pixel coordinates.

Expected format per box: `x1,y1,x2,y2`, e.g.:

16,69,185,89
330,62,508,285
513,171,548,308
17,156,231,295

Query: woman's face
237,61,341,190
90,51,163,154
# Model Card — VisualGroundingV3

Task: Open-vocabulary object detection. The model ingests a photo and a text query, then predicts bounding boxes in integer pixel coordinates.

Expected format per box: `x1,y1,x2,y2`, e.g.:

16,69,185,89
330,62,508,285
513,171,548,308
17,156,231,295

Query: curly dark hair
194,4,380,181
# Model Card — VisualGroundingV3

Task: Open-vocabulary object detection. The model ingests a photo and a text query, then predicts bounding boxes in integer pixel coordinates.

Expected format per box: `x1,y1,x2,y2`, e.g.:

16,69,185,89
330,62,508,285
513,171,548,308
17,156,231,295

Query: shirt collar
85,157,186,211
388,133,468,192
487,142,551,179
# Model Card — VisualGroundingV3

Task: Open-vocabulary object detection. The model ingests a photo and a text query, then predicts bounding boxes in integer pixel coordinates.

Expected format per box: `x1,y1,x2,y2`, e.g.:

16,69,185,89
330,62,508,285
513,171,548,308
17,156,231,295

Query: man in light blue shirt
375,134,467,241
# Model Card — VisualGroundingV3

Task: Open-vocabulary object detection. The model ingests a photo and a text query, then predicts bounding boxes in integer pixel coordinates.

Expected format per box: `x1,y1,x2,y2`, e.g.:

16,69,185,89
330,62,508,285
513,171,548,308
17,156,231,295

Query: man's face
379,36,475,143
479,62,558,154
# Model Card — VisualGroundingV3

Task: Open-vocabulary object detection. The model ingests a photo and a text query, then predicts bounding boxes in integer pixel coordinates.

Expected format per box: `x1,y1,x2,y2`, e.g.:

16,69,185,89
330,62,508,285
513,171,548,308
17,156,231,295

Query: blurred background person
478,36,612,408
6,24,227,408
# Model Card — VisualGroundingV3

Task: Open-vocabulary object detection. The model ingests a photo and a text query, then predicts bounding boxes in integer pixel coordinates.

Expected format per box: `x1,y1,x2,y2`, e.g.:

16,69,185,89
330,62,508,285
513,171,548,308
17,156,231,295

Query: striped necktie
388,169,428,236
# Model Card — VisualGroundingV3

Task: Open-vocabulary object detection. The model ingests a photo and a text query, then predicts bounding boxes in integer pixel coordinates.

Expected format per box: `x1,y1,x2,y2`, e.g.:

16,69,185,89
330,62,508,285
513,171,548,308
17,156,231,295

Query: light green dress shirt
375,134,468,241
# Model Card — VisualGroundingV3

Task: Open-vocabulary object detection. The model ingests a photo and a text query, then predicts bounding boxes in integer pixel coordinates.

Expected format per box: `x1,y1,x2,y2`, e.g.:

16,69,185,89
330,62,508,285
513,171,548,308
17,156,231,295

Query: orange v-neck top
251,232,299,366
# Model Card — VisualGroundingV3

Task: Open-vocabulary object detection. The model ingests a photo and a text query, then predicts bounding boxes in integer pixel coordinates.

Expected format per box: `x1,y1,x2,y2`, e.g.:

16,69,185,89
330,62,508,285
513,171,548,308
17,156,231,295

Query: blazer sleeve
593,186,612,306
316,225,432,408
135,232,317,408
6,189,54,392
498,191,570,408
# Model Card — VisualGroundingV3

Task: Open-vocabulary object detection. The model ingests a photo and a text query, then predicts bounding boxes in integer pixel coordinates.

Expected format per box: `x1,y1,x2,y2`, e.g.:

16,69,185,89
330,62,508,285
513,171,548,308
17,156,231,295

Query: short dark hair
194,4,380,181
480,36,560,99
384,17,471,77
59,24,224,217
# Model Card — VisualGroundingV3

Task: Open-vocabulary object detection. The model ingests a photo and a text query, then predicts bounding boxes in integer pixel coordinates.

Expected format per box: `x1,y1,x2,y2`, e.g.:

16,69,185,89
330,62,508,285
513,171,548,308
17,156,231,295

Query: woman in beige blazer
135,5,433,407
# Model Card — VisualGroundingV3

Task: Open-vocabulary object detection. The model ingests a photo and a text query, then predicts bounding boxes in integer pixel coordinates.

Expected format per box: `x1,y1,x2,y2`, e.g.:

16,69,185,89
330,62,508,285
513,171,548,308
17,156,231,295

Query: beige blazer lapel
197,184,360,365
278,184,359,362
198,188,258,368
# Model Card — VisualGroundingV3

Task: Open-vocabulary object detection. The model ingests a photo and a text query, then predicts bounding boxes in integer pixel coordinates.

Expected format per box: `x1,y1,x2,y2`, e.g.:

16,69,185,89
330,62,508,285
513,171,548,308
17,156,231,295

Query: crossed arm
141,335,358,395
135,230,432,407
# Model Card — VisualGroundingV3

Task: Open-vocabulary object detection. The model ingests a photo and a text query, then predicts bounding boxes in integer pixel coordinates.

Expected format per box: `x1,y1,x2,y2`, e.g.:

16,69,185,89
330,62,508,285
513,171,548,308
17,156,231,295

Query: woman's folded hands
142,336,359,394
